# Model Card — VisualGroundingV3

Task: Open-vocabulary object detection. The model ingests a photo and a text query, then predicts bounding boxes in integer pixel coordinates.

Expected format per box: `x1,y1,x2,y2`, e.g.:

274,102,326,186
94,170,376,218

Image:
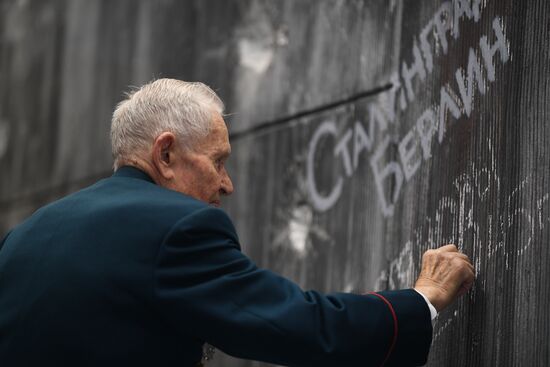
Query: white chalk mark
452,0,475,39
388,241,415,289
274,26,289,47
433,2,453,54
370,136,404,217
401,40,427,103
377,72,401,124
456,180,473,250
475,167,492,201
416,108,437,160
352,121,374,169
455,48,487,117
480,17,510,82
538,194,549,230
307,121,343,212
510,208,534,257
238,38,274,74
419,20,435,73
435,196,458,244
288,205,313,258
373,269,389,292
438,85,462,143
334,129,354,177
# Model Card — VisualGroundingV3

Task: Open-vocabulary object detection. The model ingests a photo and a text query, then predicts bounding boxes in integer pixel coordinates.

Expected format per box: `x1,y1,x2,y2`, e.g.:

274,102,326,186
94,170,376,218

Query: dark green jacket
0,166,432,366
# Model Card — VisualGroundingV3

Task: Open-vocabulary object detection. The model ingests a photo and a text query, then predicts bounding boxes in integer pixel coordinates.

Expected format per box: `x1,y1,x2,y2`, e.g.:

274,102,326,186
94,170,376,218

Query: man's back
0,167,210,365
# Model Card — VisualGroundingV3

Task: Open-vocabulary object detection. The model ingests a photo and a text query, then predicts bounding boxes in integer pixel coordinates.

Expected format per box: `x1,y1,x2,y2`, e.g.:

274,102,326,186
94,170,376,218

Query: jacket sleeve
153,207,432,367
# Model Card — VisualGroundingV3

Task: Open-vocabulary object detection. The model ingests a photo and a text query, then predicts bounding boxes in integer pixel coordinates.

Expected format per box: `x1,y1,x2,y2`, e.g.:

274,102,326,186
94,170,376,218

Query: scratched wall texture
0,0,549,366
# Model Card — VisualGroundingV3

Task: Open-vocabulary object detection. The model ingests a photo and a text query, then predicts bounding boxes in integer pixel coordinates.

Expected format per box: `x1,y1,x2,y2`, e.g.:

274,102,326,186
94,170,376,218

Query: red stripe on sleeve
368,292,398,367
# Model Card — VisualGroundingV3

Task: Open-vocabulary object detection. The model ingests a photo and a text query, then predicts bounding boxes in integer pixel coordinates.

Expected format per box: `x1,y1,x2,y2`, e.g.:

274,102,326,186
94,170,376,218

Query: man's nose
220,171,234,196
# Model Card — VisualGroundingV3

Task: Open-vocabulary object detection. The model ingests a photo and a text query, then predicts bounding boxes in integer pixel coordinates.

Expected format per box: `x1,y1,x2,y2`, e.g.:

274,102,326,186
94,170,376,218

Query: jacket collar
113,166,155,184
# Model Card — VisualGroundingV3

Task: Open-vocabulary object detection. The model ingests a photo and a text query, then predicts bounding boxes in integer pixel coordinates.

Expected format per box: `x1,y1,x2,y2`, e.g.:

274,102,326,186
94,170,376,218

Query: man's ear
152,132,177,180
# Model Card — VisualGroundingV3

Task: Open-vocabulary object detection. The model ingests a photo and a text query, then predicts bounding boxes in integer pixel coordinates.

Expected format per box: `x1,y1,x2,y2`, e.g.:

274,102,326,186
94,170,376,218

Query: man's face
170,113,234,206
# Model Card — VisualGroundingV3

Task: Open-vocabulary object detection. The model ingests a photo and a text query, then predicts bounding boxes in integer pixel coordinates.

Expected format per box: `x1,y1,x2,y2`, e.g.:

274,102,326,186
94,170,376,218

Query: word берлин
307,1,510,217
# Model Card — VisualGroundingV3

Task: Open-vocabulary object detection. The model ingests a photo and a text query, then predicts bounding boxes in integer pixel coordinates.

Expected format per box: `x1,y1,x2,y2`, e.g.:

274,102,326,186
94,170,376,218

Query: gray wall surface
0,0,549,366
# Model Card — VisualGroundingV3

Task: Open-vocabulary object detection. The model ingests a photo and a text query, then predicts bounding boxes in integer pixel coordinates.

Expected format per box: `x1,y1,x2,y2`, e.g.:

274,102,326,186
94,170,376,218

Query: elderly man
0,79,474,367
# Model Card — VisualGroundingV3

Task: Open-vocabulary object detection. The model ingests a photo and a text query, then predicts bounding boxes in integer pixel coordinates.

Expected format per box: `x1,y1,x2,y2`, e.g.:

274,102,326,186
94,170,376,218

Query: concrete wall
0,1,549,366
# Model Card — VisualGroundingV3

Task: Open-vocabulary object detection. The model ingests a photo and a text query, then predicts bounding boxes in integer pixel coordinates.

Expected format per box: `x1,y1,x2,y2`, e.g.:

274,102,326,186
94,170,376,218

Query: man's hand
414,244,475,312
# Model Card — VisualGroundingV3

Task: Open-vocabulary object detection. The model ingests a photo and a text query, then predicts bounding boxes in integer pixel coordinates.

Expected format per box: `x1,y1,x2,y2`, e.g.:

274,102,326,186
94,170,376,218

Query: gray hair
110,78,224,169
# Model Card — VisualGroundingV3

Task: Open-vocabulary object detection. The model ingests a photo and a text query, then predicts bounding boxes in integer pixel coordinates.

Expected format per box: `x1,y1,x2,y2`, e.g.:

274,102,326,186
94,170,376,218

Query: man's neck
117,158,162,186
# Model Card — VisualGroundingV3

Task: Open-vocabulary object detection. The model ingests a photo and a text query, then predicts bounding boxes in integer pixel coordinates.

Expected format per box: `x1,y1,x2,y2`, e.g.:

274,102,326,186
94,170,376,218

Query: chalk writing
377,180,548,340
433,310,459,340
372,139,549,340
306,121,343,211
306,1,511,217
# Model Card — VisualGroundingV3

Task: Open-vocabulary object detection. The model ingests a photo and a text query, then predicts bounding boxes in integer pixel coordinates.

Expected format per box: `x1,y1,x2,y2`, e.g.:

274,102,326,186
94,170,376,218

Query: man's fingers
453,252,471,262
454,255,474,270
458,269,475,295
457,280,473,297
457,262,475,294
437,244,458,253
434,249,474,267
417,244,476,310
453,255,475,277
